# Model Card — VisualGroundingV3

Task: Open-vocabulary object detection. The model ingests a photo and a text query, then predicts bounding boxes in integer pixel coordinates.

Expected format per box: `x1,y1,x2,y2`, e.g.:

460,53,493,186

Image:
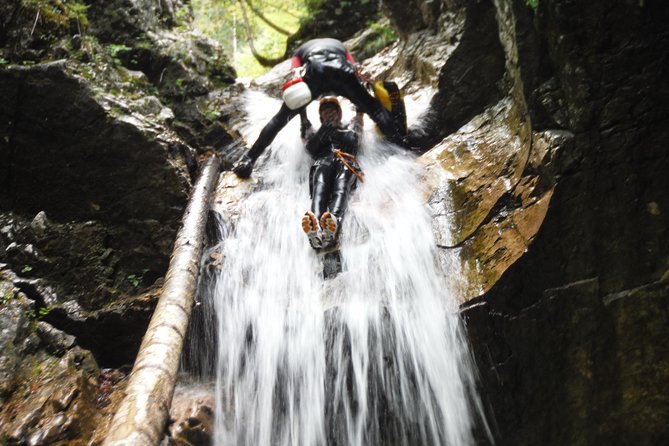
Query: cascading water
211,91,487,446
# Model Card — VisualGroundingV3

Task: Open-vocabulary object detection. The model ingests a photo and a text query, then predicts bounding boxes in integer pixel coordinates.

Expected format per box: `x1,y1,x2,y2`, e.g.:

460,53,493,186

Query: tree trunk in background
103,155,221,446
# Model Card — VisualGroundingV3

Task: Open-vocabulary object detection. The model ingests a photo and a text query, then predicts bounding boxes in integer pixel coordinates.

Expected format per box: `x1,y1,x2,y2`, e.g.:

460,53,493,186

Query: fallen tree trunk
104,155,221,446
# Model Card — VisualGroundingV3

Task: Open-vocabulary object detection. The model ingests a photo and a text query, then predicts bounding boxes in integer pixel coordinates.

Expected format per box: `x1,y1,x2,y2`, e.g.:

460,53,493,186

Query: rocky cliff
377,0,668,444
0,1,236,443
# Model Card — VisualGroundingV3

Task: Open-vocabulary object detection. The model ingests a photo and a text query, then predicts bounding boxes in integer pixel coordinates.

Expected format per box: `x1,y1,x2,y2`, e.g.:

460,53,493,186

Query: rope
333,149,364,183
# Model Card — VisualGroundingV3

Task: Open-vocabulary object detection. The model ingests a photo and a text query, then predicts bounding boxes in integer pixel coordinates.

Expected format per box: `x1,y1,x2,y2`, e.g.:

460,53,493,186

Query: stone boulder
0,275,127,445
0,61,192,224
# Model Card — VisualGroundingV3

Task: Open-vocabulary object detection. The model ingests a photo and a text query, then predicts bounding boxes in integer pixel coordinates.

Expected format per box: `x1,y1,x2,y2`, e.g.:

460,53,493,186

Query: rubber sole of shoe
302,212,322,249
320,212,338,244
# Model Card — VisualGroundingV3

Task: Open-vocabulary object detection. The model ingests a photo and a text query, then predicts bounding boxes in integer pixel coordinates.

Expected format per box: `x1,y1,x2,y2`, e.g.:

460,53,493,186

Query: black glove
317,123,338,144
233,154,255,179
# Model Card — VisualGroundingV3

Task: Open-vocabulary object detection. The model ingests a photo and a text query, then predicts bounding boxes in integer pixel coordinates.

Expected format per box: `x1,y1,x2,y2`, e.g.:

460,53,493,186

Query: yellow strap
373,81,392,111
333,149,364,183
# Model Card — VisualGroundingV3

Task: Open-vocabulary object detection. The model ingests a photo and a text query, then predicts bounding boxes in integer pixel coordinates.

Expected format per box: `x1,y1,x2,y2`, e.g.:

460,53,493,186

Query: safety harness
333,149,364,183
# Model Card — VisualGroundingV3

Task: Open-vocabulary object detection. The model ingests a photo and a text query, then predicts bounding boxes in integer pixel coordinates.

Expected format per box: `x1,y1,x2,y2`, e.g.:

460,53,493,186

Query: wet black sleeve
300,110,314,141
339,129,359,155
248,103,299,161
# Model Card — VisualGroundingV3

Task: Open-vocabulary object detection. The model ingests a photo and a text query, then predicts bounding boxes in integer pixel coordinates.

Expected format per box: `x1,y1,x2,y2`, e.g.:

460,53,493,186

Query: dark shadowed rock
0,61,192,223
455,0,669,444
0,275,121,445
287,0,381,54
167,378,215,446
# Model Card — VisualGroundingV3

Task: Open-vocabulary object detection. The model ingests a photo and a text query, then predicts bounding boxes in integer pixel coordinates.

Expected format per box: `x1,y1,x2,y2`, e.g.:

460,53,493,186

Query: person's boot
320,211,338,246
301,211,322,249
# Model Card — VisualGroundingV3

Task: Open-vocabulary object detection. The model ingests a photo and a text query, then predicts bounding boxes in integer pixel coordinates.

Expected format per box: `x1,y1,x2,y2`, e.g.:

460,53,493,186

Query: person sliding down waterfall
233,37,406,179
300,97,364,250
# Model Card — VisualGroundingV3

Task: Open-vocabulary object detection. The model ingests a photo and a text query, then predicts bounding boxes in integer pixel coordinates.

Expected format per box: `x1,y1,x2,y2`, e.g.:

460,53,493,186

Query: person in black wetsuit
233,37,401,178
300,97,364,249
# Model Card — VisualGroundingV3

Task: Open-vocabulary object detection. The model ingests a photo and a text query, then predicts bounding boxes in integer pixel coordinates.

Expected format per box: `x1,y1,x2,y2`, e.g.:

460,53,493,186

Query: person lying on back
299,97,364,249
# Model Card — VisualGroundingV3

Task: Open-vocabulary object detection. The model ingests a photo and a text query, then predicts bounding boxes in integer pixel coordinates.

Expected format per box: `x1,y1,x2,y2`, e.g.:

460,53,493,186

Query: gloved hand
233,154,255,179
317,122,338,144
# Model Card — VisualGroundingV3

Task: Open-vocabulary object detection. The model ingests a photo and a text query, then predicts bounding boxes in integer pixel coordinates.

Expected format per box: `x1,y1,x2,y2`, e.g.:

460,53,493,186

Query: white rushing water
212,92,486,446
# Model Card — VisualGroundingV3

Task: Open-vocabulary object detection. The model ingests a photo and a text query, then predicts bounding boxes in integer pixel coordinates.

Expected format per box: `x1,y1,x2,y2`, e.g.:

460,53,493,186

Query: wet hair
319,97,342,123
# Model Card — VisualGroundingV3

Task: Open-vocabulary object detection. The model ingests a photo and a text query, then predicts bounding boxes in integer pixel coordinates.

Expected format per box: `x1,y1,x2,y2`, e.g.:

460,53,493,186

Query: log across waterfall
104,155,221,446
201,92,490,446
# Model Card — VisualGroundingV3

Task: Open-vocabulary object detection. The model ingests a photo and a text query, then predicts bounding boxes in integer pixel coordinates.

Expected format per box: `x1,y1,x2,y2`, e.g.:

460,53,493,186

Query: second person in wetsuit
234,37,400,178
300,97,364,249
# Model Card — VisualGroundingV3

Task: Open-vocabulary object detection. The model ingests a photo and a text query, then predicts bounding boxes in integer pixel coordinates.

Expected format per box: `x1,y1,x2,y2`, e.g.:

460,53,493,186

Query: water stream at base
208,92,486,446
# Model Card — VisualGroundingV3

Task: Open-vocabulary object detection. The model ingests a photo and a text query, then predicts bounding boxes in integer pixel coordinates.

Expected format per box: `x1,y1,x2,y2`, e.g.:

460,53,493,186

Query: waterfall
211,91,487,446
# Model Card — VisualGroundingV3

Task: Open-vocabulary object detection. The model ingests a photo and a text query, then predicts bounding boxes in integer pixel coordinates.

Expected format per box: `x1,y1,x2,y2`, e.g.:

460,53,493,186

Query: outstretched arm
233,103,298,178
299,109,314,141
248,103,297,160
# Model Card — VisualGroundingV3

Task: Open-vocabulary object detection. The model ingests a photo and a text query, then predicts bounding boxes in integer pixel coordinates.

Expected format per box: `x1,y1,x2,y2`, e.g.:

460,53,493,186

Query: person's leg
321,167,355,244
310,158,335,220
329,168,355,219
303,159,334,249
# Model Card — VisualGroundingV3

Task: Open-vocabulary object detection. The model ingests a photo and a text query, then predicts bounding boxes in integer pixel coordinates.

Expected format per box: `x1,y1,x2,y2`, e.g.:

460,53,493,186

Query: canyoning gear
320,211,338,245
233,153,254,179
301,211,322,249
305,120,359,160
309,149,357,224
239,38,405,169
333,149,364,183
300,102,362,253
372,81,408,139
282,78,312,110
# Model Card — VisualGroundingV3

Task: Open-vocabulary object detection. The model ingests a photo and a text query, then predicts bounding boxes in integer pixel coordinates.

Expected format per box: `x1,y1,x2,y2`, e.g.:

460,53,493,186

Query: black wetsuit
245,38,399,163
301,115,361,222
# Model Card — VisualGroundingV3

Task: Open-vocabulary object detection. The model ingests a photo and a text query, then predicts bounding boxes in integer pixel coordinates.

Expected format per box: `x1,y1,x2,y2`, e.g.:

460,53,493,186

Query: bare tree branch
245,0,291,36
236,0,286,67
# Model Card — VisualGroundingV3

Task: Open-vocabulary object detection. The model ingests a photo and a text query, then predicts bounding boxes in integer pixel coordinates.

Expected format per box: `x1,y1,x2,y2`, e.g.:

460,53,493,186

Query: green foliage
127,269,150,288
174,5,192,24
21,265,33,273
0,57,8,66
369,19,398,45
1,289,14,305
526,0,539,8
23,0,90,30
32,362,43,377
107,43,130,57
38,306,51,317
192,0,307,77
304,0,324,13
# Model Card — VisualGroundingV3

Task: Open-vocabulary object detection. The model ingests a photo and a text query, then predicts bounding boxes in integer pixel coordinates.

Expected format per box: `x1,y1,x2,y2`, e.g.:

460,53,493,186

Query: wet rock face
0,61,190,355
167,380,215,446
0,0,235,440
87,0,191,43
0,62,191,224
381,0,668,442
0,219,161,368
0,275,126,445
456,0,669,444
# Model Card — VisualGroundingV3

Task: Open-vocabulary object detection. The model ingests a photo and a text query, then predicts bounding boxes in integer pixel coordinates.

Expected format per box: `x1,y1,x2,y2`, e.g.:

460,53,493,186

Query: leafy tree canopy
192,0,312,77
